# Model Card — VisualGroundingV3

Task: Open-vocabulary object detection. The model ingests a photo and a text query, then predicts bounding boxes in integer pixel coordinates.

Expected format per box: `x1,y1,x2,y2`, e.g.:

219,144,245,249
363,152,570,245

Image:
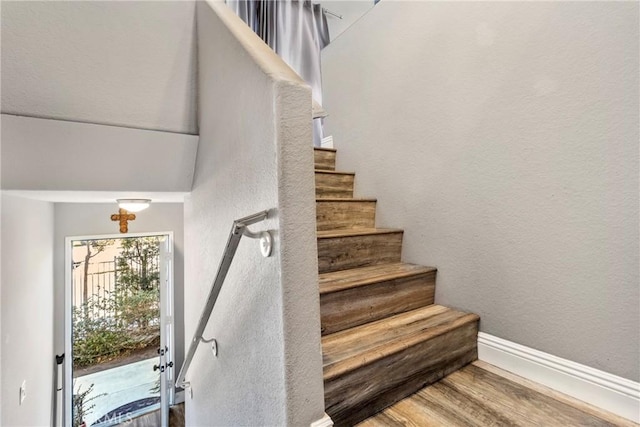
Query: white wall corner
478,332,640,423
310,413,333,427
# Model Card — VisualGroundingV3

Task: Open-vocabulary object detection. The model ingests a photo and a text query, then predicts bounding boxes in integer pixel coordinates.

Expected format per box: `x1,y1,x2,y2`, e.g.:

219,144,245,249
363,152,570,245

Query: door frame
64,231,175,427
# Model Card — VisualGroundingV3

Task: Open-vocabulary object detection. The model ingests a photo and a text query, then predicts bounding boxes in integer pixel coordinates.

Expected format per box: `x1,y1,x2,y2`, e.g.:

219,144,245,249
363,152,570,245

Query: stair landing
358,361,636,427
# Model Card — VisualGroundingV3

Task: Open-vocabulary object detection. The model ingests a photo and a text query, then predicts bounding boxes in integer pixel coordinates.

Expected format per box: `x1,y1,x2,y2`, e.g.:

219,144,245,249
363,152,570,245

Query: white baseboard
310,413,333,427
321,135,334,149
478,332,640,423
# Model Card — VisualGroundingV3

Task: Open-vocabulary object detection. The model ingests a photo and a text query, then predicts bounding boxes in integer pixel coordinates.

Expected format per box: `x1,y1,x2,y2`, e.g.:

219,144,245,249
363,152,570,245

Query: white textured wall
184,1,324,425
1,71,3,422
53,203,185,380
322,1,639,381
1,194,54,426
1,1,197,134
321,0,375,41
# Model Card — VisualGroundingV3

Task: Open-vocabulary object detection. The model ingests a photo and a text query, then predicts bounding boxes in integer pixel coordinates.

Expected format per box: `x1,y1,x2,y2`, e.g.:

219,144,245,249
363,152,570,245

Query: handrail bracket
234,210,273,257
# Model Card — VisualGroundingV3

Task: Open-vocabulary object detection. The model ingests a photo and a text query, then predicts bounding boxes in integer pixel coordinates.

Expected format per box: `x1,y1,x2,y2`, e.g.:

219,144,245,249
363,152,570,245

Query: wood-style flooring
115,402,185,427
358,361,637,427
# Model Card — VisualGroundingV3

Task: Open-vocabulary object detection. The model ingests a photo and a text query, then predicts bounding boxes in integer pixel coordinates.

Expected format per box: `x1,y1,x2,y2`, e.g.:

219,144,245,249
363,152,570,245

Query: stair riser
315,172,354,198
321,271,436,335
314,150,336,171
316,200,376,231
325,321,479,426
317,232,402,274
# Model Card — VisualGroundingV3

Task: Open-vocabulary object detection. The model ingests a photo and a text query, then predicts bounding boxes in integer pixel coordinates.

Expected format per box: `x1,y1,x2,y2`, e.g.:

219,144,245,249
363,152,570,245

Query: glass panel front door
67,234,173,427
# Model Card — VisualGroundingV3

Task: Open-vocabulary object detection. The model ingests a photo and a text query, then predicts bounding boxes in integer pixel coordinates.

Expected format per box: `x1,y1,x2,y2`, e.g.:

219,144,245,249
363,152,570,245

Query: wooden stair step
317,228,403,273
320,263,436,335
316,198,377,231
315,170,355,199
314,147,336,171
323,305,479,426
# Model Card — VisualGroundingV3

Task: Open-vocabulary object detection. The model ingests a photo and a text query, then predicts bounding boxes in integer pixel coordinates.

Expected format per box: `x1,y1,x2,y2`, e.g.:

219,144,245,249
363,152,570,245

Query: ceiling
1,0,198,135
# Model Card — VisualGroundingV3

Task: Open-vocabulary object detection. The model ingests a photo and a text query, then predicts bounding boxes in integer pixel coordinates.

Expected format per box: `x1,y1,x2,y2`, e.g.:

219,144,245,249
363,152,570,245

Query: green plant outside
73,237,162,369
73,382,106,427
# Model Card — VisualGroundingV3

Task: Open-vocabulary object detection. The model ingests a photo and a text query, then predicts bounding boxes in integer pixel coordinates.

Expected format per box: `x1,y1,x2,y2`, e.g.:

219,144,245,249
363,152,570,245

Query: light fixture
117,199,151,213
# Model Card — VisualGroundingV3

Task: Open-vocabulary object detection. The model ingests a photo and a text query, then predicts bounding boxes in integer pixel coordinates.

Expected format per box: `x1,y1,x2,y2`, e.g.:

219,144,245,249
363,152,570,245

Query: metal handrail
176,210,273,389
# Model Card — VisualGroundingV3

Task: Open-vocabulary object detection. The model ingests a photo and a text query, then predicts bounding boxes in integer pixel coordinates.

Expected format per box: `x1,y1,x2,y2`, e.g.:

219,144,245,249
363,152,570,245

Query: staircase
314,147,480,426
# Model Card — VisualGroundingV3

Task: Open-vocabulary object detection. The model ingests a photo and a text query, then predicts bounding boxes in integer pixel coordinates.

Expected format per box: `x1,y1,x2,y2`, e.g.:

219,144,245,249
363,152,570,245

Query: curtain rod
322,7,343,19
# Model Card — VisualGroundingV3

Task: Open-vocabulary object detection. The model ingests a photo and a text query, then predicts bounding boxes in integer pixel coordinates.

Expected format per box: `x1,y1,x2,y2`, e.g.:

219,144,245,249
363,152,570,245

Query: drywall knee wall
184,2,324,425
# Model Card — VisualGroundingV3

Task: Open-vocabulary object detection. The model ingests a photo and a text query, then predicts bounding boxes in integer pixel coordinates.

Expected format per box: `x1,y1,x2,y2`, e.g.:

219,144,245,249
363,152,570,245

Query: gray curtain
228,0,330,146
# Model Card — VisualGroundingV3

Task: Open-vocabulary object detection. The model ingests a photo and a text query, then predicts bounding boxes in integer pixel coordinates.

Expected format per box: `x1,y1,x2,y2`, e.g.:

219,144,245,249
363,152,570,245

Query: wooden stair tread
314,146,337,152
320,262,435,295
320,263,436,335
317,228,403,239
315,169,355,175
316,197,377,202
323,305,479,380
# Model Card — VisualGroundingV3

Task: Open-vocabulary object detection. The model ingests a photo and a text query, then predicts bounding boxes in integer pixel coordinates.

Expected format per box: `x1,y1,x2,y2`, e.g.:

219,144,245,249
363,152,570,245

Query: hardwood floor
116,402,185,427
358,361,637,427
